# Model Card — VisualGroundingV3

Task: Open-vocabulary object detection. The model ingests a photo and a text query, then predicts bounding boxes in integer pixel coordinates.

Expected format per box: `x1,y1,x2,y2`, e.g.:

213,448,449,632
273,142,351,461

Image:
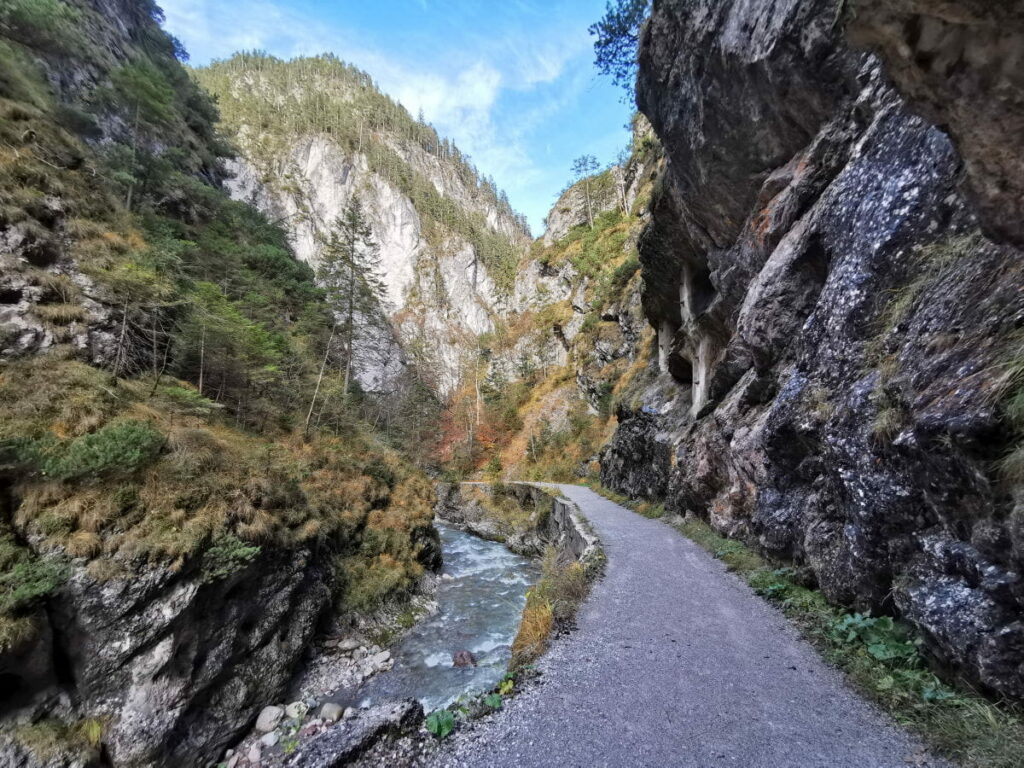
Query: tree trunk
306,323,336,436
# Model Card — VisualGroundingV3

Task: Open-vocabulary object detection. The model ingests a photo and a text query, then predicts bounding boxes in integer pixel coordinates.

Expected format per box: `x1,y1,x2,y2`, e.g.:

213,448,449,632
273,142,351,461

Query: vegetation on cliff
0,0,436,675
194,53,528,296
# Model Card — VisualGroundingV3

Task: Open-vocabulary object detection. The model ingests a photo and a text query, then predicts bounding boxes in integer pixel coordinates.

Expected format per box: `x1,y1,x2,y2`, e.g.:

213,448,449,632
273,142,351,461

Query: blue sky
160,0,633,235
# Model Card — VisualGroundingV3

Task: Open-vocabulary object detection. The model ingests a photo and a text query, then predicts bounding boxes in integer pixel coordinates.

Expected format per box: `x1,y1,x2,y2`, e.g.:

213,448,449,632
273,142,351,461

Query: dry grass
32,302,87,326
510,591,553,669
510,545,595,671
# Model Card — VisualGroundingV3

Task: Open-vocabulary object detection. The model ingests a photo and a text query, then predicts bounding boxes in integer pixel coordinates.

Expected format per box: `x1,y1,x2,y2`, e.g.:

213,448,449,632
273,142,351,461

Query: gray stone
260,731,280,747
318,703,343,723
286,700,423,767
284,701,307,720
256,706,285,733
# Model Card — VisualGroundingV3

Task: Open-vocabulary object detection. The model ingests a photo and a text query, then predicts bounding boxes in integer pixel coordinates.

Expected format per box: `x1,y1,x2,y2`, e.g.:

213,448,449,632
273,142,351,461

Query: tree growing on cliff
571,154,600,228
590,0,650,99
314,200,389,411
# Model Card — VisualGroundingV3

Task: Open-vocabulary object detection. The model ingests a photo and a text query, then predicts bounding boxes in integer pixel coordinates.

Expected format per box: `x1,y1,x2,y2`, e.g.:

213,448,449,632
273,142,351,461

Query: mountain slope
0,3,437,765
195,54,531,396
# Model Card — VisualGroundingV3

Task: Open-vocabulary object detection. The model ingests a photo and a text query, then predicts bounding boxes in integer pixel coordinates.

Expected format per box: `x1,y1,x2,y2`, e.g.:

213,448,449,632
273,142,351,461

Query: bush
0,554,67,614
0,0,84,54
42,420,165,480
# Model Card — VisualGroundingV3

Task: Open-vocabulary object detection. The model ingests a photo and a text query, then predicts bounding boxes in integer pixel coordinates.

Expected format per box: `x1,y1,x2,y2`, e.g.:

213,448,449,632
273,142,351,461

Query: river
356,523,538,711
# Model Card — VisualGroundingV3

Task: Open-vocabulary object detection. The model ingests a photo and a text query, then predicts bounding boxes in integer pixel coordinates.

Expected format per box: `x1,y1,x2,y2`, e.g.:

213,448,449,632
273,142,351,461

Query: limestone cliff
196,56,532,395
598,0,1024,700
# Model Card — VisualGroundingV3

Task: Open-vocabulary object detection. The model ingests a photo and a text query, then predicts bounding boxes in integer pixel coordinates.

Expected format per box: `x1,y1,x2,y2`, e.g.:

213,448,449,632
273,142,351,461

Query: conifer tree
316,199,389,399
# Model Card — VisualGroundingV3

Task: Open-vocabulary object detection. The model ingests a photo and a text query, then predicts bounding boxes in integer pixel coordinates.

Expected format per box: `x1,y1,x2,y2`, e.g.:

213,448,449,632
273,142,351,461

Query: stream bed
356,523,538,711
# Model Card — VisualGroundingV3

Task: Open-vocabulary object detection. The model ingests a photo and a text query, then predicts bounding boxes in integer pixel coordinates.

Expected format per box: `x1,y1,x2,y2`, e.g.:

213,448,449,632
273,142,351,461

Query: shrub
0,0,84,54
42,420,165,480
0,554,67,613
201,534,260,582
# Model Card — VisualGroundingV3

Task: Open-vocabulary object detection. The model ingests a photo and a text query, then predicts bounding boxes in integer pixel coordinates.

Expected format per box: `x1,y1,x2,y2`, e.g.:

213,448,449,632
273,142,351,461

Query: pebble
319,702,344,723
260,731,279,747
247,744,261,764
284,701,307,719
255,705,284,733
338,638,361,652
343,706,357,720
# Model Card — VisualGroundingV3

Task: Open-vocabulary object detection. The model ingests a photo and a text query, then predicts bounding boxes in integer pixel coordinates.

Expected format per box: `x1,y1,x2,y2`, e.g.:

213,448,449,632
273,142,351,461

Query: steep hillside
195,55,531,396
439,116,663,482
595,0,1024,703
0,2,438,766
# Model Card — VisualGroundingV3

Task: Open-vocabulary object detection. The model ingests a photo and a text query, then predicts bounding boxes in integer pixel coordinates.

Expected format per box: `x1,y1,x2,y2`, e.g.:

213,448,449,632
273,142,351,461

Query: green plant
0,552,67,614
484,693,502,709
425,709,455,740
201,534,260,582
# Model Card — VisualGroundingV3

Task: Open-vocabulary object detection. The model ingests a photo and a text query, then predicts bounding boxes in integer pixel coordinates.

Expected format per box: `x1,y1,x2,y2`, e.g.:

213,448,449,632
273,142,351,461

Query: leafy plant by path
425,710,455,740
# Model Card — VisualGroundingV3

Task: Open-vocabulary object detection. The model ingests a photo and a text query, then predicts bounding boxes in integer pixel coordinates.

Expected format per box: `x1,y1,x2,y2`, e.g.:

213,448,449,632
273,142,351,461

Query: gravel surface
428,484,942,768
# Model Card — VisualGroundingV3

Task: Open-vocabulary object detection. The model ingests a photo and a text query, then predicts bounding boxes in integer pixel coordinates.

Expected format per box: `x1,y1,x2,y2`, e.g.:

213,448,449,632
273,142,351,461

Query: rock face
599,406,669,501
286,700,423,768
200,60,532,396
601,0,1024,699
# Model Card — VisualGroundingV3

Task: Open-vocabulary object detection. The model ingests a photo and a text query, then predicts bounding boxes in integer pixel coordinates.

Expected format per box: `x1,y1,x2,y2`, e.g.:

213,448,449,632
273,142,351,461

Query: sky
159,0,634,235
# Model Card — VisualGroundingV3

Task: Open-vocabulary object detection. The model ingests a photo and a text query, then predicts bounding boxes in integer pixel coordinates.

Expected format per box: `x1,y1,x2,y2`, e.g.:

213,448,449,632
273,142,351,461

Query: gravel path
429,484,941,768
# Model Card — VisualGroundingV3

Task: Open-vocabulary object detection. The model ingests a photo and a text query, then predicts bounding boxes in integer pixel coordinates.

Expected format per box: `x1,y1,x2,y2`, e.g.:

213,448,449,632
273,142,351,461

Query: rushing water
356,523,538,711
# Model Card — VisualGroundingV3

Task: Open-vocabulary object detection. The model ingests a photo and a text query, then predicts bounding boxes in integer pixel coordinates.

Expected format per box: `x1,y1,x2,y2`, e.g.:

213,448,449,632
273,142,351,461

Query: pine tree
571,155,600,228
316,199,389,401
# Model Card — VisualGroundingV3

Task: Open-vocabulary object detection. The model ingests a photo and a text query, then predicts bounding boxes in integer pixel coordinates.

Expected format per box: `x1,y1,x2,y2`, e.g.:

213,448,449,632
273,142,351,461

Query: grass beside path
586,482,1024,768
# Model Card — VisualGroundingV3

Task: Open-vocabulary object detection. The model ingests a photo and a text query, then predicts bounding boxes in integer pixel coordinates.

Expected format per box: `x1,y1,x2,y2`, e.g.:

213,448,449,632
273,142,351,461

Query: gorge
1,0,1024,767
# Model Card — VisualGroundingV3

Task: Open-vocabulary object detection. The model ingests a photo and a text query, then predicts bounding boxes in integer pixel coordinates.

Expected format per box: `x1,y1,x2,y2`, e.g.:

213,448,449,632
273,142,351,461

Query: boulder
256,705,285,733
452,650,476,667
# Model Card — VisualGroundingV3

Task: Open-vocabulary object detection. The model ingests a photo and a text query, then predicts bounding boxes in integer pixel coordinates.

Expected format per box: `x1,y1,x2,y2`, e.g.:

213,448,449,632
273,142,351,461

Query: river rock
337,638,360,652
256,705,285,733
261,731,280,747
286,700,423,767
452,650,476,667
285,701,308,719
319,703,343,723
247,744,262,764
370,650,391,667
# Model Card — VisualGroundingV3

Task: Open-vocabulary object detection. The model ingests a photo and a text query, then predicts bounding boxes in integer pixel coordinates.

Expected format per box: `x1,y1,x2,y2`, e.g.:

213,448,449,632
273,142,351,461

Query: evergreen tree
316,199,389,402
590,0,651,100
571,155,600,228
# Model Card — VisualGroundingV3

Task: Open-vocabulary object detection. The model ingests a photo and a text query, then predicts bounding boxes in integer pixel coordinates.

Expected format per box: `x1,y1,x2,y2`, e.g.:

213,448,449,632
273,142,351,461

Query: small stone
370,650,391,666
255,705,284,733
323,638,339,648
319,702,344,723
452,650,476,667
343,707,357,720
260,731,279,747
304,698,318,710
226,756,239,768
338,638,360,652
284,701,307,719
247,744,261,764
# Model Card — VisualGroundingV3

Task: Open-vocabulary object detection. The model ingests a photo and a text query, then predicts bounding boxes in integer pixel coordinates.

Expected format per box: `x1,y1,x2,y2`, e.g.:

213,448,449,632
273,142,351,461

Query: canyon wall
599,0,1024,699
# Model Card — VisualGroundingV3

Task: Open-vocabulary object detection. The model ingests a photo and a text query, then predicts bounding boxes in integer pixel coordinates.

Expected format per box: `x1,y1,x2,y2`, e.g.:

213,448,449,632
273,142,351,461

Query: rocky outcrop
599,406,670,500
287,700,422,768
846,0,1024,246
606,0,1024,699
